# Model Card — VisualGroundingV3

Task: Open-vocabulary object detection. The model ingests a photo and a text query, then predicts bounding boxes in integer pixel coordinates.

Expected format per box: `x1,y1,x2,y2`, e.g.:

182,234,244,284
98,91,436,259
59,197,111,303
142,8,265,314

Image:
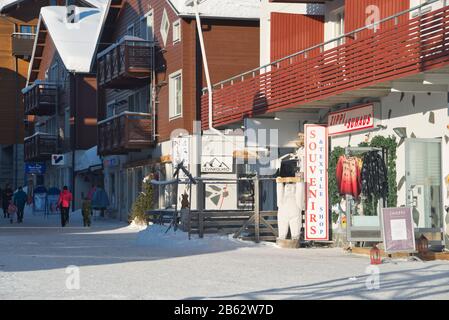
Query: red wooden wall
345,0,409,38
270,12,324,62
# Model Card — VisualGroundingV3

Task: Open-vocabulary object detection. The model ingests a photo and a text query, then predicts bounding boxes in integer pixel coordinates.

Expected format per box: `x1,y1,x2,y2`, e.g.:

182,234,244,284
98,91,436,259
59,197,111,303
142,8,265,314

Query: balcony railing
202,0,449,129
24,132,58,162
97,112,153,155
97,36,154,89
11,33,35,58
22,81,58,116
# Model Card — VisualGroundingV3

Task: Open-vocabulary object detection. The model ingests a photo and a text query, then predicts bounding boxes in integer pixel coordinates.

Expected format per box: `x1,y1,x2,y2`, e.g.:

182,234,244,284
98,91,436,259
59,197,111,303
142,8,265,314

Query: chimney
66,0,76,23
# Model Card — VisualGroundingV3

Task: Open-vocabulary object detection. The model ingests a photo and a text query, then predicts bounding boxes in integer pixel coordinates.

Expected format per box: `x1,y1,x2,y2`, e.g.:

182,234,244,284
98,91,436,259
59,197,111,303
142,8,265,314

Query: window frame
172,19,181,44
169,69,183,120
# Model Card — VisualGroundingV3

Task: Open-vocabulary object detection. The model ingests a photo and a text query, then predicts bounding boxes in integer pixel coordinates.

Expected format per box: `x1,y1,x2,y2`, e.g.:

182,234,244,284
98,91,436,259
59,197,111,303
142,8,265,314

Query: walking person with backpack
58,186,73,227
13,186,28,223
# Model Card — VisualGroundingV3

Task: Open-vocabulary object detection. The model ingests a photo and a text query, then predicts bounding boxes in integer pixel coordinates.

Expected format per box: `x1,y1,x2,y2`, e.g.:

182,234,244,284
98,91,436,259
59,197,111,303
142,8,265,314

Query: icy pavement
0,207,448,300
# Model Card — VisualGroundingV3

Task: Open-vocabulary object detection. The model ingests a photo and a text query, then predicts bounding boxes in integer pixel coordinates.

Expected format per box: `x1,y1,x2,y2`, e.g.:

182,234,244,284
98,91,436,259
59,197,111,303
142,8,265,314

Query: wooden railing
97,112,153,155
201,2,449,129
24,132,58,162
97,37,154,89
23,82,58,116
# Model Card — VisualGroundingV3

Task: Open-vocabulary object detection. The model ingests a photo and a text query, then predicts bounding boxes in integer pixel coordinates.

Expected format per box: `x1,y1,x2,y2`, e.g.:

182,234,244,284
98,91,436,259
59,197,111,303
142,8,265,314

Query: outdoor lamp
416,234,429,255
370,244,382,265
393,127,407,139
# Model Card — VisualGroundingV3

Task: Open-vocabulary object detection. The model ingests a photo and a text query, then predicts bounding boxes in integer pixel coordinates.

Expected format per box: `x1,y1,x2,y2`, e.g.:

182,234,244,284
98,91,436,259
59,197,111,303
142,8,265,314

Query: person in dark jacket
13,186,28,223
92,185,109,218
2,184,13,218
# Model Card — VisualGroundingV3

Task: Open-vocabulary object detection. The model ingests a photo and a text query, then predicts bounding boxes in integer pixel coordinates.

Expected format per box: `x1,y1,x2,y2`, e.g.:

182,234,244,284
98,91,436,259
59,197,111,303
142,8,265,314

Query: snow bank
136,224,278,250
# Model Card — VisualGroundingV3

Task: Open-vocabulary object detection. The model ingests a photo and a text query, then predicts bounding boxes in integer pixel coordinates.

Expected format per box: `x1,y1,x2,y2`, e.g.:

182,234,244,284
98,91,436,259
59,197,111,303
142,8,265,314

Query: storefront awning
75,146,102,173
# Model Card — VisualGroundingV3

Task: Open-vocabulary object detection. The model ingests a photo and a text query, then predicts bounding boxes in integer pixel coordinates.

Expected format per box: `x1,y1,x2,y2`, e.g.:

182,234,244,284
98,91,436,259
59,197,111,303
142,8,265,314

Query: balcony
97,36,154,89
202,2,449,129
24,132,58,162
97,112,154,156
11,33,35,59
22,82,58,116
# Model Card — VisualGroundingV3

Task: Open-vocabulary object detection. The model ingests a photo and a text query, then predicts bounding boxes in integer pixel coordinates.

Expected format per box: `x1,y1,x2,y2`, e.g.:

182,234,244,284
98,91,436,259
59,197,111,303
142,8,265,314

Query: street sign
25,162,46,175
52,154,65,166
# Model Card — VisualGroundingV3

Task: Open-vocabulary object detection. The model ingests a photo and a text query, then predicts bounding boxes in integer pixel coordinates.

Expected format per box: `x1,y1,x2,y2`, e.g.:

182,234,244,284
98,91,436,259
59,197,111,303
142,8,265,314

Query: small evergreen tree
129,179,153,225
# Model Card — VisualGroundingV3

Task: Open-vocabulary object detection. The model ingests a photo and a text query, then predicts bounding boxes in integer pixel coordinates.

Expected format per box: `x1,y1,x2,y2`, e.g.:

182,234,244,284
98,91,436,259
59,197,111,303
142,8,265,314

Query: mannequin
276,177,305,240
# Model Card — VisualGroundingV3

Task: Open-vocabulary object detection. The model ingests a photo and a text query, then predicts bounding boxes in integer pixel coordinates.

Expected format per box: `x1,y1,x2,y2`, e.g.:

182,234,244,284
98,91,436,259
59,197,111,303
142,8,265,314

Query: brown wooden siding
270,13,324,62
101,0,260,143
0,10,38,145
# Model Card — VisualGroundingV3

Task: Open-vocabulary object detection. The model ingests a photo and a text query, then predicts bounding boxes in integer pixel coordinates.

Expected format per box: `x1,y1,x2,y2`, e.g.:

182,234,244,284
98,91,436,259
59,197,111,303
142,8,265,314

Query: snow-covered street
0,209,448,300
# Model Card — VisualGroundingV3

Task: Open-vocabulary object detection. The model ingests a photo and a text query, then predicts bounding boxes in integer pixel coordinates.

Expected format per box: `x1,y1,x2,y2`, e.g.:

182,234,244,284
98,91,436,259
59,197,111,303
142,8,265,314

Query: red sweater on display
336,155,362,199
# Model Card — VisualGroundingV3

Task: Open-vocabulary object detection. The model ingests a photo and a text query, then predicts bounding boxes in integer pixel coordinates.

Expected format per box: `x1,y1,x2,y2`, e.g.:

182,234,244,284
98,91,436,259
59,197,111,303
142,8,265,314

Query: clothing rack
344,146,388,243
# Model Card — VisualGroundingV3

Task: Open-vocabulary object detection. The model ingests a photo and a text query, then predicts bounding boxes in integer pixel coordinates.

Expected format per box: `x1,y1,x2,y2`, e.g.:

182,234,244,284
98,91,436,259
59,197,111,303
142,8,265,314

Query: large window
140,11,154,41
169,70,182,119
128,86,150,114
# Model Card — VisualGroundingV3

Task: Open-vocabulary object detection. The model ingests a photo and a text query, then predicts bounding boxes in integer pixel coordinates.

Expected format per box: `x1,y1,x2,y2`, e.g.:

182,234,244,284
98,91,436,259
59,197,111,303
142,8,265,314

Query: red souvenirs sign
305,124,329,241
327,104,375,136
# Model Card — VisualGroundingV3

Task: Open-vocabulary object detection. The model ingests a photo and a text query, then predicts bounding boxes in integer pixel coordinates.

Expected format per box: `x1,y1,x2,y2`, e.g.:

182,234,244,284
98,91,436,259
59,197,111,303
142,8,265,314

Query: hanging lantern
416,234,429,255
370,244,382,265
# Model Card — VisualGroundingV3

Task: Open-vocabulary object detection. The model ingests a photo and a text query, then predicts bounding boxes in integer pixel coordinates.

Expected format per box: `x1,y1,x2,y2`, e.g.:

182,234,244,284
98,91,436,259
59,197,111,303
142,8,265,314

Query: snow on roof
38,2,110,73
0,0,106,12
168,0,261,20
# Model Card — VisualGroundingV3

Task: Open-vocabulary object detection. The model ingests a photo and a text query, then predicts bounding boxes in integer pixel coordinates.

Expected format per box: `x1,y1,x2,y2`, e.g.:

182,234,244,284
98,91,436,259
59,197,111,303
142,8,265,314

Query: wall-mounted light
393,127,407,139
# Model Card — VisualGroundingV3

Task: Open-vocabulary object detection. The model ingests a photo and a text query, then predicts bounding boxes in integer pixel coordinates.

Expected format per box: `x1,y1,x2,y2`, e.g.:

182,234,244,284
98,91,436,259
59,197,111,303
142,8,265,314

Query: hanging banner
381,207,416,253
327,104,375,136
172,137,190,167
305,124,329,241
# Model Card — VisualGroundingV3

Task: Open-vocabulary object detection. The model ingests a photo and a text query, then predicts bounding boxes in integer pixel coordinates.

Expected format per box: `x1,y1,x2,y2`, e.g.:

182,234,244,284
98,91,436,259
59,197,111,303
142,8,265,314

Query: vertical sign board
305,124,329,241
381,207,416,253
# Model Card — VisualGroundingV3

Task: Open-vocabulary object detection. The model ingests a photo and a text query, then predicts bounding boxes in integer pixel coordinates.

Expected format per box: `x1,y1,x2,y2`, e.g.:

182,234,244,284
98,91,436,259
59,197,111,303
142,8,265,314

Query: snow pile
169,0,261,20
0,0,19,12
136,224,277,250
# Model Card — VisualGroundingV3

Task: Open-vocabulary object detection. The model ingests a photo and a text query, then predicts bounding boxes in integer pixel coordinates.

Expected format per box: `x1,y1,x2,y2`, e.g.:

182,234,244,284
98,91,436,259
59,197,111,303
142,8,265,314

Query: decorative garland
328,135,398,214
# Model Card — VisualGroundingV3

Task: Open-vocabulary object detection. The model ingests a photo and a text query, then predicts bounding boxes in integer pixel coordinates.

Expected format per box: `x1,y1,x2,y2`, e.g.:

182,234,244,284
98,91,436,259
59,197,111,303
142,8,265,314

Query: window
169,70,182,119
49,63,58,82
19,25,35,39
160,8,170,46
334,9,345,46
106,100,116,118
126,24,135,37
140,11,154,41
173,19,181,43
64,107,71,139
128,86,150,114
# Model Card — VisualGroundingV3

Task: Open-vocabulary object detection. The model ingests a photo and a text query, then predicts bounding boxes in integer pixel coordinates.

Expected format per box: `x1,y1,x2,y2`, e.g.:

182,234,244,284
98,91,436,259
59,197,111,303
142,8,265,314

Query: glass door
405,139,443,231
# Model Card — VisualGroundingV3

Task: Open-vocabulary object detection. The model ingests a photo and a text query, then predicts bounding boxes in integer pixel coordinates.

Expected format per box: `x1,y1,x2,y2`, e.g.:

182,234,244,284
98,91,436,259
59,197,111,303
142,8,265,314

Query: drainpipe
188,0,236,144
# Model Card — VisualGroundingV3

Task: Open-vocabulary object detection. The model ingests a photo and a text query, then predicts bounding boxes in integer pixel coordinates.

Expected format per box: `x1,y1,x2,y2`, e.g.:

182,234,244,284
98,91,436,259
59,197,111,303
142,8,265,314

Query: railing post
254,174,260,243
197,179,204,238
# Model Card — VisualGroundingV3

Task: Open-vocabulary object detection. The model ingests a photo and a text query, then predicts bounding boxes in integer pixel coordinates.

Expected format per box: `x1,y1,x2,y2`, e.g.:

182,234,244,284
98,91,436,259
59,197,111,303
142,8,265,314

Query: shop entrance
405,138,443,232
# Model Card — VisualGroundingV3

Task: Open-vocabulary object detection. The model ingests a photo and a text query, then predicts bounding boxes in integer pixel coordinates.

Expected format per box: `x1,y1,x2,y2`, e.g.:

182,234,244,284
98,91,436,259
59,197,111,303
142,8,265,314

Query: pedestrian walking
13,186,27,223
92,185,109,219
2,184,13,218
58,186,73,227
81,194,91,227
7,200,17,224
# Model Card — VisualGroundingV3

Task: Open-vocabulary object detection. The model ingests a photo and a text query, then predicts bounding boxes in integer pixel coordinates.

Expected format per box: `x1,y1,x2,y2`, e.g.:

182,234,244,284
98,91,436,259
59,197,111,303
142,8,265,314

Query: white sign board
304,124,329,241
328,104,375,136
172,137,189,167
381,207,416,253
201,156,233,173
52,154,65,166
